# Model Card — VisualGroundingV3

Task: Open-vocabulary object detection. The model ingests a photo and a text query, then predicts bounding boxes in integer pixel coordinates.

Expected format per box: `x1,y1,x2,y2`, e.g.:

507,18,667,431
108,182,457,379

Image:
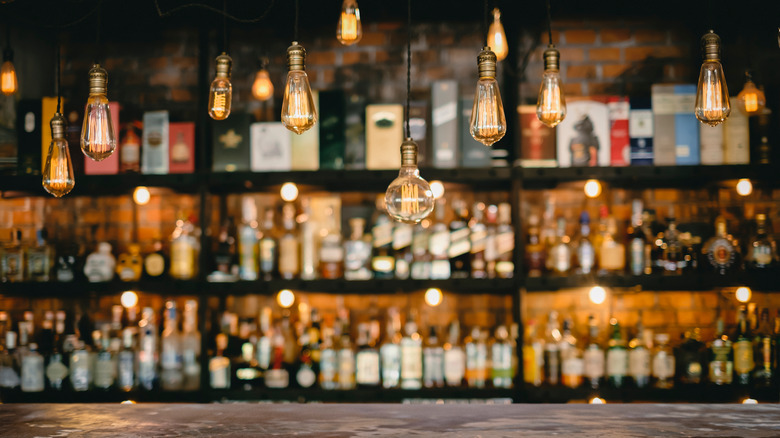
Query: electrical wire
95,0,102,64
294,0,299,42
483,0,489,46
545,0,553,45
405,0,411,139
56,42,61,114
222,0,228,53
154,0,276,24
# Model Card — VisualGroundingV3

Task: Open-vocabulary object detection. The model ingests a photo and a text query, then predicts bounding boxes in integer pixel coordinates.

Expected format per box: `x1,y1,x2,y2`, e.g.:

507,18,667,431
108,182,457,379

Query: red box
168,122,195,173
608,96,630,166
84,102,120,175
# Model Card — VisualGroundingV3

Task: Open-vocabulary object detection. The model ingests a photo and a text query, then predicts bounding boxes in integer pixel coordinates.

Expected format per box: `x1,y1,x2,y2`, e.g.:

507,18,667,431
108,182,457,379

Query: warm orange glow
736,79,766,116
252,69,274,101
487,9,508,61
1,60,17,95
337,0,362,45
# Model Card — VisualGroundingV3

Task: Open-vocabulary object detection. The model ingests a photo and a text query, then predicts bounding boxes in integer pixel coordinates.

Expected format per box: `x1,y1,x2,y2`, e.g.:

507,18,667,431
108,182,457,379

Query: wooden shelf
523,272,780,292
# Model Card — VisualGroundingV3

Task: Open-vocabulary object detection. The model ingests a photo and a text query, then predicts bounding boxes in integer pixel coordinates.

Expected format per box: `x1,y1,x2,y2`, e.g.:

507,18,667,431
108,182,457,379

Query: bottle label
470,229,487,253
392,225,413,250
561,357,583,382
118,351,135,389
444,348,465,386
144,253,165,277
577,243,595,273
401,341,423,381
522,345,541,385
496,231,514,256
371,256,395,274
651,352,674,379
296,365,316,388
21,354,44,392
279,237,299,275
356,351,380,385
430,260,451,279
259,239,277,272
752,246,773,266
380,344,401,387
319,349,337,386
265,369,289,389
338,349,356,388
424,348,445,385
448,228,471,258
319,244,344,263
733,340,754,374
708,359,733,384
707,238,735,270
122,143,140,165
605,348,628,377
257,336,271,369
428,231,451,257
600,244,626,271
551,246,571,273
373,222,394,248
628,347,651,378
170,240,194,279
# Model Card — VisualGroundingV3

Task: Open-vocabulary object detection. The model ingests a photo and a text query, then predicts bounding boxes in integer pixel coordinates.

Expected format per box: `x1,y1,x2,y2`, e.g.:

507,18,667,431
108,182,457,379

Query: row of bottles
207,306,517,391
523,306,779,390
526,199,778,277
0,300,200,392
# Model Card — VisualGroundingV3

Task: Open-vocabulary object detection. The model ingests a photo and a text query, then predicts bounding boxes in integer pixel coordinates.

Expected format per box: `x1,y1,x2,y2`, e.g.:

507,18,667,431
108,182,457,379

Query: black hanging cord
483,0,489,46
405,0,411,139
4,23,9,51
56,42,61,114
293,0,299,42
222,0,228,52
94,0,102,64
154,0,275,24
545,0,553,45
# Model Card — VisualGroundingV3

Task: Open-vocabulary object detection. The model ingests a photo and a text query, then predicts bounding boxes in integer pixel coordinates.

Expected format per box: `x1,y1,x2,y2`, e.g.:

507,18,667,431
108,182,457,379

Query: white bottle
400,320,423,389
443,322,466,387
20,343,44,392
160,301,184,391
423,326,444,388
84,242,116,282
137,307,158,391
0,331,21,389
69,341,91,391
93,330,116,390
117,328,136,391
209,333,230,389
181,300,201,391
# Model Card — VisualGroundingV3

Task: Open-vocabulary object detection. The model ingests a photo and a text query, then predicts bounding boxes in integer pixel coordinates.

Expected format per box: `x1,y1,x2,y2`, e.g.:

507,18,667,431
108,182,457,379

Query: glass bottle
525,214,546,277
69,340,90,391
423,326,445,388
84,242,116,282
470,203,488,279
337,320,356,390
209,333,231,389
448,199,472,279
491,325,514,388
160,301,183,391
143,240,167,279
522,320,543,387
702,216,738,275
319,327,338,390
319,211,345,280
266,329,290,389
26,229,52,282
733,306,754,386
238,197,260,281
137,307,158,391
543,311,562,385
119,123,141,173
344,218,372,280
627,199,647,276
628,320,651,389
296,328,318,389
605,318,628,388
117,328,136,392
258,207,278,281
355,322,380,388
410,223,431,280
278,203,300,279
485,204,500,278
745,214,777,270
465,327,487,388
428,199,451,280
495,203,515,278
443,320,466,387
400,314,423,389
392,223,414,280
116,244,143,282
371,214,395,279
548,217,571,275
574,211,595,275
212,216,238,280
92,329,115,390
255,307,273,376
599,214,626,274
46,312,69,391
299,199,317,280
651,333,675,389
660,210,682,274
753,308,775,387
20,342,44,392
181,300,201,391
170,214,200,280
2,229,25,282
559,318,583,389
55,244,78,283
708,318,733,385
675,329,705,385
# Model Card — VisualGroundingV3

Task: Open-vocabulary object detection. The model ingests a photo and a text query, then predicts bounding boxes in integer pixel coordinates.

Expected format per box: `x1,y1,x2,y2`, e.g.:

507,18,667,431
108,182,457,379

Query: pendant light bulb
385,138,435,224
252,60,274,101
1,47,17,95
337,0,362,46
209,53,233,120
536,45,566,127
281,42,317,134
695,30,730,126
486,8,508,62
736,73,765,116
80,64,117,161
42,113,75,197
470,47,506,146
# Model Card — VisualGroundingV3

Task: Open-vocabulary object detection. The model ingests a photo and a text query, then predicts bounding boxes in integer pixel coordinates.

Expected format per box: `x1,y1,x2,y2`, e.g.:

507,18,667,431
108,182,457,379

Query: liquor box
212,112,251,172
628,98,653,166
250,122,291,171
431,80,459,168
142,110,170,174
651,84,676,166
724,97,750,164
291,90,319,171
365,104,403,170
16,99,42,175
555,99,610,167
518,105,557,167
699,123,724,165
607,96,630,166
319,89,346,170
168,122,195,174
673,84,699,165
460,97,492,168
344,92,366,169
409,100,430,167
84,101,120,175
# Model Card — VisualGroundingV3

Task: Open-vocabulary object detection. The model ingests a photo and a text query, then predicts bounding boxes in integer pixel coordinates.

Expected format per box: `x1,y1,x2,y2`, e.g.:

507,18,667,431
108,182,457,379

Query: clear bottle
448,199,472,279
543,311,562,385
170,214,200,280
46,312,69,391
69,340,91,391
525,214,546,277
0,328,20,389
337,320,356,390
117,328,136,392
470,203,489,279
599,214,626,274
212,217,238,279
753,308,775,387
675,329,705,385
465,327,488,388
181,300,201,391
400,314,423,389
574,212,595,275
428,199,452,280
26,229,53,282
627,199,647,276
209,333,231,389
255,307,273,375
355,322,380,388
484,205,499,278
708,318,733,385
559,318,583,389
660,210,682,274
299,199,317,280
443,320,466,387
423,326,445,388
319,327,338,390
84,242,116,282
702,216,739,275
548,218,571,275
491,325,514,388
344,218,373,280
92,329,115,390
410,223,431,280
733,306,754,386
160,301,183,391
258,207,278,281
20,342,44,392
238,197,260,281
380,309,402,389
605,318,628,388
628,320,651,389
495,203,515,278
745,214,777,270
392,223,414,280
522,320,543,387
371,214,396,279
137,307,158,391
278,203,301,279
1,229,25,282
319,211,345,280
651,333,675,389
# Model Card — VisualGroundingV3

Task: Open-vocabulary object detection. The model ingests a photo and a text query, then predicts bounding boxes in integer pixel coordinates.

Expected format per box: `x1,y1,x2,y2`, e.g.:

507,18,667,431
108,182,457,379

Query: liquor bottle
660,210,683,274
69,339,90,391
84,242,116,282
319,327,338,390
470,203,488,279
278,204,301,279
296,329,318,389
371,215,395,280
234,332,262,390
574,212,596,275
26,229,52,282
0,327,20,389
306,308,322,379
543,311,562,385
484,205,499,278
46,312,69,391
319,212,345,279
20,342,44,392
281,315,299,378
605,318,628,388
708,318,733,385
702,216,738,275
525,214,546,277
54,244,78,283
599,213,626,274
181,300,201,391
238,197,260,281
642,209,663,274
212,217,238,281
209,333,231,389
423,326,445,388
733,306,754,386
137,307,158,390
116,244,143,281
559,318,583,389
428,199,451,280
92,329,115,390
591,206,608,266
410,224,431,280
753,308,775,387
491,325,514,388
160,301,184,390
443,320,466,387
337,320,356,390
448,199,472,278
392,223,414,279
745,214,777,270
650,333,674,389
400,314,423,389
117,328,136,392
344,218,372,280
675,329,705,385
465,327,488,388
143,240,167,279
1,229,25,282
628,320,651,389
355,322,380,388
170,214,200,280
255,307,273,376
120,123,142,172
548,218,571,275
265,330,290,389
299,198,317,280
258,207,278,281
495,203,515,278
627,199,647,276
522,320,543,387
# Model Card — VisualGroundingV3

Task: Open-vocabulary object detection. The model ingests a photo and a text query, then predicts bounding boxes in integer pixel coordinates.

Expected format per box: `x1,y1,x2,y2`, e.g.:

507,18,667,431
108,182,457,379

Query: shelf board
0,279,203,298
523,272,780,292
521,384,779,403
0,173,201,197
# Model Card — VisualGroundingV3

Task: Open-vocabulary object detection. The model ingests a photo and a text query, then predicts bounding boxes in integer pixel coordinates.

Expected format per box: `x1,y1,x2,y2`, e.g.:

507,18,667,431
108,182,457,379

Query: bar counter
2,403,779,437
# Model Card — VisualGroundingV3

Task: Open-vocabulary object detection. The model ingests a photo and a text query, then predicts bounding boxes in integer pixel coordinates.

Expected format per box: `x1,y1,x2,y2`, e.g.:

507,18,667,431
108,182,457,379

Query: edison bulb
209,53,233,120
81,64,116,161
537,45,566,127
736,75,765,116
470,48,506,146
736,178,752,196
282,42,317,134
42,113,75,197
1,47,17,95
487,8,508,61
385,139,435,224
252,68,274,101
337,0,362,46
695,31,730,126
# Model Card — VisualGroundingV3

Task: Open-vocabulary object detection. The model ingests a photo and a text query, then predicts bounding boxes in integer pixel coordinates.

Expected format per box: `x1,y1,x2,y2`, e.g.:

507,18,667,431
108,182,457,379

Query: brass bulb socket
477,47,497,78
543,45,560,71
88,64,108,96
50,113,66,140
287,42,306,71
400,138,419,166
701,30,721,62
215,52,232,79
